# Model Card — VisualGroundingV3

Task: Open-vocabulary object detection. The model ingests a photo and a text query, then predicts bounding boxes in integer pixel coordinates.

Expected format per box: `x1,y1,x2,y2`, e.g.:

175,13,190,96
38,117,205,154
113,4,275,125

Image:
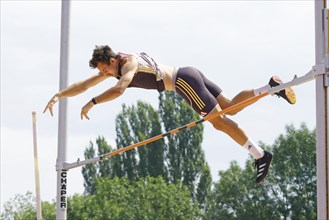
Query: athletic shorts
174,67,222,117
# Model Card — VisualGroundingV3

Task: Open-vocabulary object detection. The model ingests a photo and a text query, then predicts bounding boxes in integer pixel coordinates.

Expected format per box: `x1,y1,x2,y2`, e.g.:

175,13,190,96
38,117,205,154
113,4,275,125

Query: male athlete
44,45,296,184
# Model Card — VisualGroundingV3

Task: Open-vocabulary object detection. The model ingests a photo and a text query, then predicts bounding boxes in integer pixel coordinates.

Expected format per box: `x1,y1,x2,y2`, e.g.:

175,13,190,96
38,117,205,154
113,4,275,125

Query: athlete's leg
207,104,272,184
174,67,260,146
174,67,272,183
207,104,254,146
216,75,296,115
201,72,260,115
216,90,257,116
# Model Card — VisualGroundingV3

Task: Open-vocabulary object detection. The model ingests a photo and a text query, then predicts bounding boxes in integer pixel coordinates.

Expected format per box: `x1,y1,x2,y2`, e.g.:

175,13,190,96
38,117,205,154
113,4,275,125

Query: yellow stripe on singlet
176,78,205,110
138,66,156,75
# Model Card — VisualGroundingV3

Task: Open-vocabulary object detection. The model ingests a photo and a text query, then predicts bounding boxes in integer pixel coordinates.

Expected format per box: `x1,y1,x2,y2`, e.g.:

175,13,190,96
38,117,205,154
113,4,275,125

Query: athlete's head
89,45,117,69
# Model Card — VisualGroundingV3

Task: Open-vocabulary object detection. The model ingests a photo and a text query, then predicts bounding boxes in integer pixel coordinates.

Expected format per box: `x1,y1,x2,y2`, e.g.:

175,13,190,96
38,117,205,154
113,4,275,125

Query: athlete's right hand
43,94,59,116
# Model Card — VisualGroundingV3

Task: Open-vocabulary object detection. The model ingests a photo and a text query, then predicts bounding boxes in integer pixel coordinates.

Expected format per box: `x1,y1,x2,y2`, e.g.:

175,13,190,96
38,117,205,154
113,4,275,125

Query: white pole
32,112,42,220
315,1,329,220
56,0,70,219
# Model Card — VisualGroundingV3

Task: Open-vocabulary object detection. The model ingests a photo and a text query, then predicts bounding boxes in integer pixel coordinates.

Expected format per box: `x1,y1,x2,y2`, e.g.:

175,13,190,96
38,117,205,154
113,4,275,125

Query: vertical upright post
32,112,42,220
315,1,329,220
56,0,70,219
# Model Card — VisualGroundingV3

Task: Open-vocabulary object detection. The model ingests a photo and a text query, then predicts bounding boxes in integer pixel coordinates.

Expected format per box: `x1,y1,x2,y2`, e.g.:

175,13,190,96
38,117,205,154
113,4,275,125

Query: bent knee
210,116,230,131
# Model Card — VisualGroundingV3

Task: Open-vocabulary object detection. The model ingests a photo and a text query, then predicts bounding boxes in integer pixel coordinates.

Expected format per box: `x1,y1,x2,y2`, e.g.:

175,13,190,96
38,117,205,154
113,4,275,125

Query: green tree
41,201,56,220
82,137,120,195
269,123,316,220
196,164,212,210
96,137,112,178
205,123,316,220
115,104,138,181
82,141,98,195
159,91,211,206
205,160,279,220
82,94,211,208
0,192,36,220
115,101,167,181
1,176,199,219
0,192,56,220
67,176,200,220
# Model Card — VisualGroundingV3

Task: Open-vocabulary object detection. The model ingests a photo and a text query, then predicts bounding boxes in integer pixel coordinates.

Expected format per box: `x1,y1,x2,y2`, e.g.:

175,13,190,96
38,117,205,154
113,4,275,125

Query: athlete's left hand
81,101,94,120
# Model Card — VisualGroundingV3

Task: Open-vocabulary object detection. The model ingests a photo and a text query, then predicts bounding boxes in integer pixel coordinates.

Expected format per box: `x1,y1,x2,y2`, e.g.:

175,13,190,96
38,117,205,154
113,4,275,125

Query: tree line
1,92,316,219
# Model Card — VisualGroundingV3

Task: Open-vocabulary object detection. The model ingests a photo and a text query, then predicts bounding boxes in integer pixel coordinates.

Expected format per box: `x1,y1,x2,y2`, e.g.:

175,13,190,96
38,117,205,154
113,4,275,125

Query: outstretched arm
80,70,135,120
80,58,138,120
43,73,107,116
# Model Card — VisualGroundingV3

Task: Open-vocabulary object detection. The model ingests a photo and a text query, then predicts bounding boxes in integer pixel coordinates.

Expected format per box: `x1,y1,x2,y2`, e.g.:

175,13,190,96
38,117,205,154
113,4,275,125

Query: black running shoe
269,76,296,104
255,150,273,184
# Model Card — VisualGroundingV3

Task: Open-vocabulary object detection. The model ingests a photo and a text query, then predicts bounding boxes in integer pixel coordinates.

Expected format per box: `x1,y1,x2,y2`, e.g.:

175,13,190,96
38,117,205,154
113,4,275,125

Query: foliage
82,141,98,195
159,91,211,207
0,192,36,220
270,123,316,220
115,101,167,181
69,176,200,220
82,137,116,195
205,123,317,220
82,94,212,209
0,192,55,220
1,124,317,219
1,176,199,220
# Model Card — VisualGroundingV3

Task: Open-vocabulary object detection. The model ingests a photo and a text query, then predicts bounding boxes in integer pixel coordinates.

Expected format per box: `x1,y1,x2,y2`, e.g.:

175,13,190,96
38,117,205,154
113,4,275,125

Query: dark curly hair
89,45,118,69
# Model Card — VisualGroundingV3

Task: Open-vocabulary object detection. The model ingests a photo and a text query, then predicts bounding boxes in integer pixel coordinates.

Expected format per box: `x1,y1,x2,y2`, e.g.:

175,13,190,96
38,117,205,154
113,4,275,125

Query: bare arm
58,74,107,98
94,71,135,103
43,73,107,116
80,57,138,120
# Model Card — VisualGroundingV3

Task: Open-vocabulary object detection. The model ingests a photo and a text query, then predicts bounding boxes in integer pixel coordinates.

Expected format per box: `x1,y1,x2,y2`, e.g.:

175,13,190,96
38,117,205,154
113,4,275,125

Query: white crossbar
268,66,325,95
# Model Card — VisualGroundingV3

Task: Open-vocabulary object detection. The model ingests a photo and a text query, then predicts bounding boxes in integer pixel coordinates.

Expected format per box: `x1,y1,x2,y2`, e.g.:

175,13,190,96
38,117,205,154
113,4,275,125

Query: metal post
56,0,70,219
315,1,329,220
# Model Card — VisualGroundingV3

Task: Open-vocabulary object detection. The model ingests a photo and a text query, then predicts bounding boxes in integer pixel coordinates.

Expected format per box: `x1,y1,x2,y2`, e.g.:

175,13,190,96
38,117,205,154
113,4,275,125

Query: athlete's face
97,59,117,78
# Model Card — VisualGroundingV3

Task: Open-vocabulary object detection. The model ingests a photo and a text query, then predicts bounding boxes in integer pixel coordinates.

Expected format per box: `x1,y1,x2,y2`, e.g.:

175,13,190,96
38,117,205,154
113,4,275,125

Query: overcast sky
1,0,316,210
